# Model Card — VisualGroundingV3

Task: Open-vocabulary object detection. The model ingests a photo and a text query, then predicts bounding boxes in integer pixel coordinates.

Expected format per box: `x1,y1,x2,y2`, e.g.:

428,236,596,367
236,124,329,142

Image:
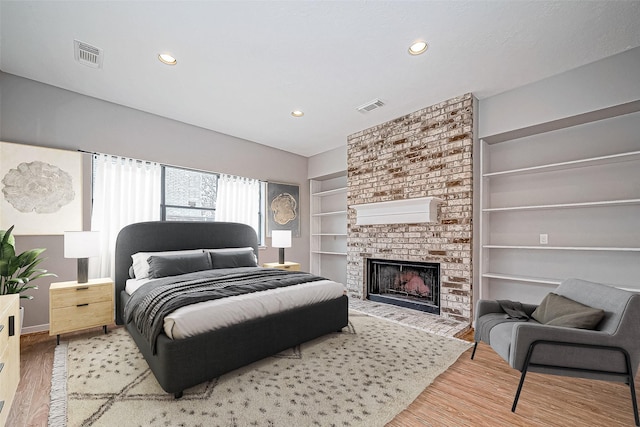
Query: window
161,166,218,221
92,159,266,271
160,165,264,243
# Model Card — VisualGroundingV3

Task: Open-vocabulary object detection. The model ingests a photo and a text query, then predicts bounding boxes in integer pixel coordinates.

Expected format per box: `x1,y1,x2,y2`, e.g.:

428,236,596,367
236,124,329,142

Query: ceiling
1,1,639,158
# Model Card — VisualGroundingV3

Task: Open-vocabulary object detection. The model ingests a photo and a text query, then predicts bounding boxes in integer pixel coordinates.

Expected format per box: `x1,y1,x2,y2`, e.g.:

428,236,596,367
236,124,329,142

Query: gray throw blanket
497,299,530,320
124,267,325,353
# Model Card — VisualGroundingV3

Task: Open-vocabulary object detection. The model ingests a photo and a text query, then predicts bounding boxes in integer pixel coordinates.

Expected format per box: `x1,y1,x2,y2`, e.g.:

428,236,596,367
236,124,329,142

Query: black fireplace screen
367,258,440,314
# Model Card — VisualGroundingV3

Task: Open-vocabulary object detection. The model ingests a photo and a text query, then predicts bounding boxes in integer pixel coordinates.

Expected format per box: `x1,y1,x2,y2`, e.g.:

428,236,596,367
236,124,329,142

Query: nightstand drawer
50,283,112,308
50,301,113,335
0,342,19,410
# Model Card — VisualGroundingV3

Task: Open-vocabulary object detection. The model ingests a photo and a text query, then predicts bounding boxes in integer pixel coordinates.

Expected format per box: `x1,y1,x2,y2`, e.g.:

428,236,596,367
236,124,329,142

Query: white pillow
131,249,203,279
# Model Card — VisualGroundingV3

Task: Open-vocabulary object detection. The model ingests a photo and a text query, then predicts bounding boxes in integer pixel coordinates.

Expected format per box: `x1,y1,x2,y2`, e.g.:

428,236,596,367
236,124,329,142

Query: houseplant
0,225,56,299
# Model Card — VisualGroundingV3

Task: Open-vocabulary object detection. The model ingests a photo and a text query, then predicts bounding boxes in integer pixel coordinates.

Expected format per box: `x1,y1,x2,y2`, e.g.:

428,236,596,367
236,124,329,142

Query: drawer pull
8,315,15,336
77,303,89,307
0,362,4,373
76,287,89,291
0,400,4,414
0,324,3,333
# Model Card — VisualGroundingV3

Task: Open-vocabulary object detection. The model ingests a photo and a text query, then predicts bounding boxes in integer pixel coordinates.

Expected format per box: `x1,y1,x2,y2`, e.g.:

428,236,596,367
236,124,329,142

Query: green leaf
0,225,55,298
0,225,15,247
16,248,46,268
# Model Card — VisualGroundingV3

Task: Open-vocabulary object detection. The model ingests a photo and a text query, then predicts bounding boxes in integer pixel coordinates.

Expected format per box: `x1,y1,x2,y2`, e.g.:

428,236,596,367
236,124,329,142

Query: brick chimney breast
346,93,474,324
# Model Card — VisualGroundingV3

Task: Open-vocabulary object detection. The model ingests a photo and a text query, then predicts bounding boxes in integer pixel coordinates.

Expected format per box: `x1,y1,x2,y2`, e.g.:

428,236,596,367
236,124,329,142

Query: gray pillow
531,293,605,329
147,252,212,278
210,249,257,269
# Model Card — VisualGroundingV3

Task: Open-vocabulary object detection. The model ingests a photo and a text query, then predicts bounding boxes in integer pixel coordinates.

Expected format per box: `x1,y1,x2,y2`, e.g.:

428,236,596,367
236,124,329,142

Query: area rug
48,312,471,427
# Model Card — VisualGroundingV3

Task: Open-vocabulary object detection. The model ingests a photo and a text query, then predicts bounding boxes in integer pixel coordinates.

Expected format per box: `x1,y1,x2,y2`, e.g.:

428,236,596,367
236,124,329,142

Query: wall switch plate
540,234,548,244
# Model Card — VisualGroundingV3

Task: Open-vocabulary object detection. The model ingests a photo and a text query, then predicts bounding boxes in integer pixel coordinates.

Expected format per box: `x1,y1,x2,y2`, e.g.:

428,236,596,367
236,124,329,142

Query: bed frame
115,221,349,397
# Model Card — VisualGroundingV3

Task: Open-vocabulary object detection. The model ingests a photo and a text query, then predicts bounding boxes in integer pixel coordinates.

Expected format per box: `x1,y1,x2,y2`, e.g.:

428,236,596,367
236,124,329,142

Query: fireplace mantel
351,197,442,225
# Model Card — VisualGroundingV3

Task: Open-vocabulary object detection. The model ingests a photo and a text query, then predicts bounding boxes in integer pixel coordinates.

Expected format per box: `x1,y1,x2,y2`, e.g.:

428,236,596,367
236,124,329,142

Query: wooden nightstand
49,278,114,345
262,262,301,271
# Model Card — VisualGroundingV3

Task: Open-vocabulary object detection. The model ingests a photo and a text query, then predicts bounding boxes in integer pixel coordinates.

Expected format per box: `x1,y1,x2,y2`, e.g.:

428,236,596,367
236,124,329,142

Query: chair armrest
510,322,615,370
475,300,503,319
475,300,539,320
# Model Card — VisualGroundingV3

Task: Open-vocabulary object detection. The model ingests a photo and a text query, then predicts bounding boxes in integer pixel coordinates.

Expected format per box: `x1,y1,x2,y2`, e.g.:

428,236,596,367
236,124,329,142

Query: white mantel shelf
351,197,443,225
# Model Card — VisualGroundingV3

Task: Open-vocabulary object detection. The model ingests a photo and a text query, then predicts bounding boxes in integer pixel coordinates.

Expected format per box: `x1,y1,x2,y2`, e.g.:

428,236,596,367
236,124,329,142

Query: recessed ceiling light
291,110,304,117
158,53,177,65
408,41,428,56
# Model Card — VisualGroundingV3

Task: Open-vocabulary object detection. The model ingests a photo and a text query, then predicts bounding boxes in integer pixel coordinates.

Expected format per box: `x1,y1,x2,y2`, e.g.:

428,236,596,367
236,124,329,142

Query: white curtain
89,154,161,280
216,174,261,235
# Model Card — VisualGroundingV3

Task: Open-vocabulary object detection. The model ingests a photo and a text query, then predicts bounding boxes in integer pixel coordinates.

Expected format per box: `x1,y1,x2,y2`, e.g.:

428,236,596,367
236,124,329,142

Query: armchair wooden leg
471,342,478,359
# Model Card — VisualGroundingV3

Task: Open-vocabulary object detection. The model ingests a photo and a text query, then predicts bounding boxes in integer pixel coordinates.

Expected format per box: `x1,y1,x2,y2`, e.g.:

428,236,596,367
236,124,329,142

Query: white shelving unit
479,105,640,302
310,175,347,284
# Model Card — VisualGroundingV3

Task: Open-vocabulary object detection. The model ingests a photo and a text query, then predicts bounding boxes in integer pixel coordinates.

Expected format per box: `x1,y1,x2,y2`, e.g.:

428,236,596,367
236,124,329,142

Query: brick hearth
346,93,474,324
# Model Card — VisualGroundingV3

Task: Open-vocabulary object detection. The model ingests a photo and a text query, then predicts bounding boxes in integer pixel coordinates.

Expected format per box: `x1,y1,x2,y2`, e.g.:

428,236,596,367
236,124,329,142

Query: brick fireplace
346,93,474,324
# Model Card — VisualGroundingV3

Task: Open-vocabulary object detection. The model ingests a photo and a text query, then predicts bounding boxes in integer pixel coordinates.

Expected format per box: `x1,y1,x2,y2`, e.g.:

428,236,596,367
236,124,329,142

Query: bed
115,221,349,398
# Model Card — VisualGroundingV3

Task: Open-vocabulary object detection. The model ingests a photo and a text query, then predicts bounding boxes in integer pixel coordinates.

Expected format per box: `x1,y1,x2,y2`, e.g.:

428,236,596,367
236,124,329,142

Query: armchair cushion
531,292,604,329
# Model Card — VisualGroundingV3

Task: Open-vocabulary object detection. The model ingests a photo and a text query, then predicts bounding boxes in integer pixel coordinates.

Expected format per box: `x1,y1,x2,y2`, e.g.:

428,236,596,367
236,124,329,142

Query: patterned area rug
48,312,471,427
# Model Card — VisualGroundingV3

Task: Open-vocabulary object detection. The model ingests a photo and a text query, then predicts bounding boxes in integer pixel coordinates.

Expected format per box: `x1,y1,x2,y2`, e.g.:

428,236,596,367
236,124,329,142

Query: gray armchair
471,278,640,426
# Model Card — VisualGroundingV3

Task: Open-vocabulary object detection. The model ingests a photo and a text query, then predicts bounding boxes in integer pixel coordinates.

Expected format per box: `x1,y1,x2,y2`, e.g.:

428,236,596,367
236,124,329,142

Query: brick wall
347,93,474,323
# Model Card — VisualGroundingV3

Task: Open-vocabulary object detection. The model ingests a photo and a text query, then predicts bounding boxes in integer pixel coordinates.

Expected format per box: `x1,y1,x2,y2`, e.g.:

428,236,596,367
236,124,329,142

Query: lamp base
77,258,89,284
279,248,285,264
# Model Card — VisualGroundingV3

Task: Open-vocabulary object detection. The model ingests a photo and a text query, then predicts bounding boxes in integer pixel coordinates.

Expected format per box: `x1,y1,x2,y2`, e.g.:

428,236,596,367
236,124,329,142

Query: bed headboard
114,221,259,324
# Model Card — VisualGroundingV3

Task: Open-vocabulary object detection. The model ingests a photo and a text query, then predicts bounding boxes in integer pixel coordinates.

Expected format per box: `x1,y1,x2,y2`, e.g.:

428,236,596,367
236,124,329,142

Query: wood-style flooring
6,327,640,426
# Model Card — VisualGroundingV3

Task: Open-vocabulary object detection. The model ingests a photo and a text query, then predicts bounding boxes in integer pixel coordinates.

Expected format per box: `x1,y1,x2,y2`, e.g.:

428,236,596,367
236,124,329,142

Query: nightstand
262,262,301,271
49,278,114,345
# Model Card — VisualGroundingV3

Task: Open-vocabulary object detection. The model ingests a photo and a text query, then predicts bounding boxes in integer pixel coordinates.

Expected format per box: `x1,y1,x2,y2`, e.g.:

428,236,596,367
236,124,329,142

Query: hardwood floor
7,331,57,427
7,328,640,426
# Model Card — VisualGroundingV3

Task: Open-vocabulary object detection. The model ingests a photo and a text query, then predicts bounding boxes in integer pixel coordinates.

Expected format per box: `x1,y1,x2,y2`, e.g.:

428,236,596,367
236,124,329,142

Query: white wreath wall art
0,142,82,235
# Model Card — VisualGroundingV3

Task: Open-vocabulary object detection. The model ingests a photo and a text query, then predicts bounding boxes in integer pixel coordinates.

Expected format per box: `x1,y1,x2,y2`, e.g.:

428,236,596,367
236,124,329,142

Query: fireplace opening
367,258,440,315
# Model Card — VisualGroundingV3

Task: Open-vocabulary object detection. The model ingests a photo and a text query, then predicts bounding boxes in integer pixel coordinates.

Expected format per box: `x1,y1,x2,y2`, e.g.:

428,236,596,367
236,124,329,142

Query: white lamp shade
271,230,292,248
64,231,101,258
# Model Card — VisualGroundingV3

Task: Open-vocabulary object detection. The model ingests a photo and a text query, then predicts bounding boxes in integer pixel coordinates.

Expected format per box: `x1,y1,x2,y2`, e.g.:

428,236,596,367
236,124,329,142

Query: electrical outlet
540,234,548,245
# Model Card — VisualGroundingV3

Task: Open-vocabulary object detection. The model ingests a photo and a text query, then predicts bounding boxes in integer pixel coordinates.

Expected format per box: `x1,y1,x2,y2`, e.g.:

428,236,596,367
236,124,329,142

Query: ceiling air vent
357,98,385,113
74,40,103,69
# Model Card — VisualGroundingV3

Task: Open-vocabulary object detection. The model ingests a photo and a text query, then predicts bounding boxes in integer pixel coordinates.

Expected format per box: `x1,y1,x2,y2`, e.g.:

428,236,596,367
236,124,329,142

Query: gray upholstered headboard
114,221,259,324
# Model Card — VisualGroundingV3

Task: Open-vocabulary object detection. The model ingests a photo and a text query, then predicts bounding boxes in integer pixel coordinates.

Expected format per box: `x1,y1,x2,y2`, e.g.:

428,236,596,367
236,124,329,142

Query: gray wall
0,71,310,331
307,145,347,179
479,46,640,138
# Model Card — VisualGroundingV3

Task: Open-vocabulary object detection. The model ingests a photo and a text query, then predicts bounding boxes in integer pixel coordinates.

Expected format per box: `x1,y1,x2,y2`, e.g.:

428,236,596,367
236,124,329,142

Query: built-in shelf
479,103,640,302
483,245,640,252
484,150,640,178
482,273,639,292
310,176,348,284
483,198,640,212
482,273,562,286
312,210,347,217
311,187,347,197
311,250,347,256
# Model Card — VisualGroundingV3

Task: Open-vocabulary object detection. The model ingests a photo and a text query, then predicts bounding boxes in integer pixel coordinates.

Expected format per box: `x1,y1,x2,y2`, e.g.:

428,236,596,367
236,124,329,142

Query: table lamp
271,230,291,264
64,231,101,283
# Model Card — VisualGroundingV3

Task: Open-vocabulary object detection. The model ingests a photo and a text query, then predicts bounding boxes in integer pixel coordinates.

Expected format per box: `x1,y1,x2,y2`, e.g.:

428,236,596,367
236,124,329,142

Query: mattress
126,274,345,339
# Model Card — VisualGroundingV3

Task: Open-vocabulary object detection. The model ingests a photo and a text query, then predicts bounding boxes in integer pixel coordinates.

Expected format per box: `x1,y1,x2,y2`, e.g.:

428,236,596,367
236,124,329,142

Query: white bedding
126,275,345,339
